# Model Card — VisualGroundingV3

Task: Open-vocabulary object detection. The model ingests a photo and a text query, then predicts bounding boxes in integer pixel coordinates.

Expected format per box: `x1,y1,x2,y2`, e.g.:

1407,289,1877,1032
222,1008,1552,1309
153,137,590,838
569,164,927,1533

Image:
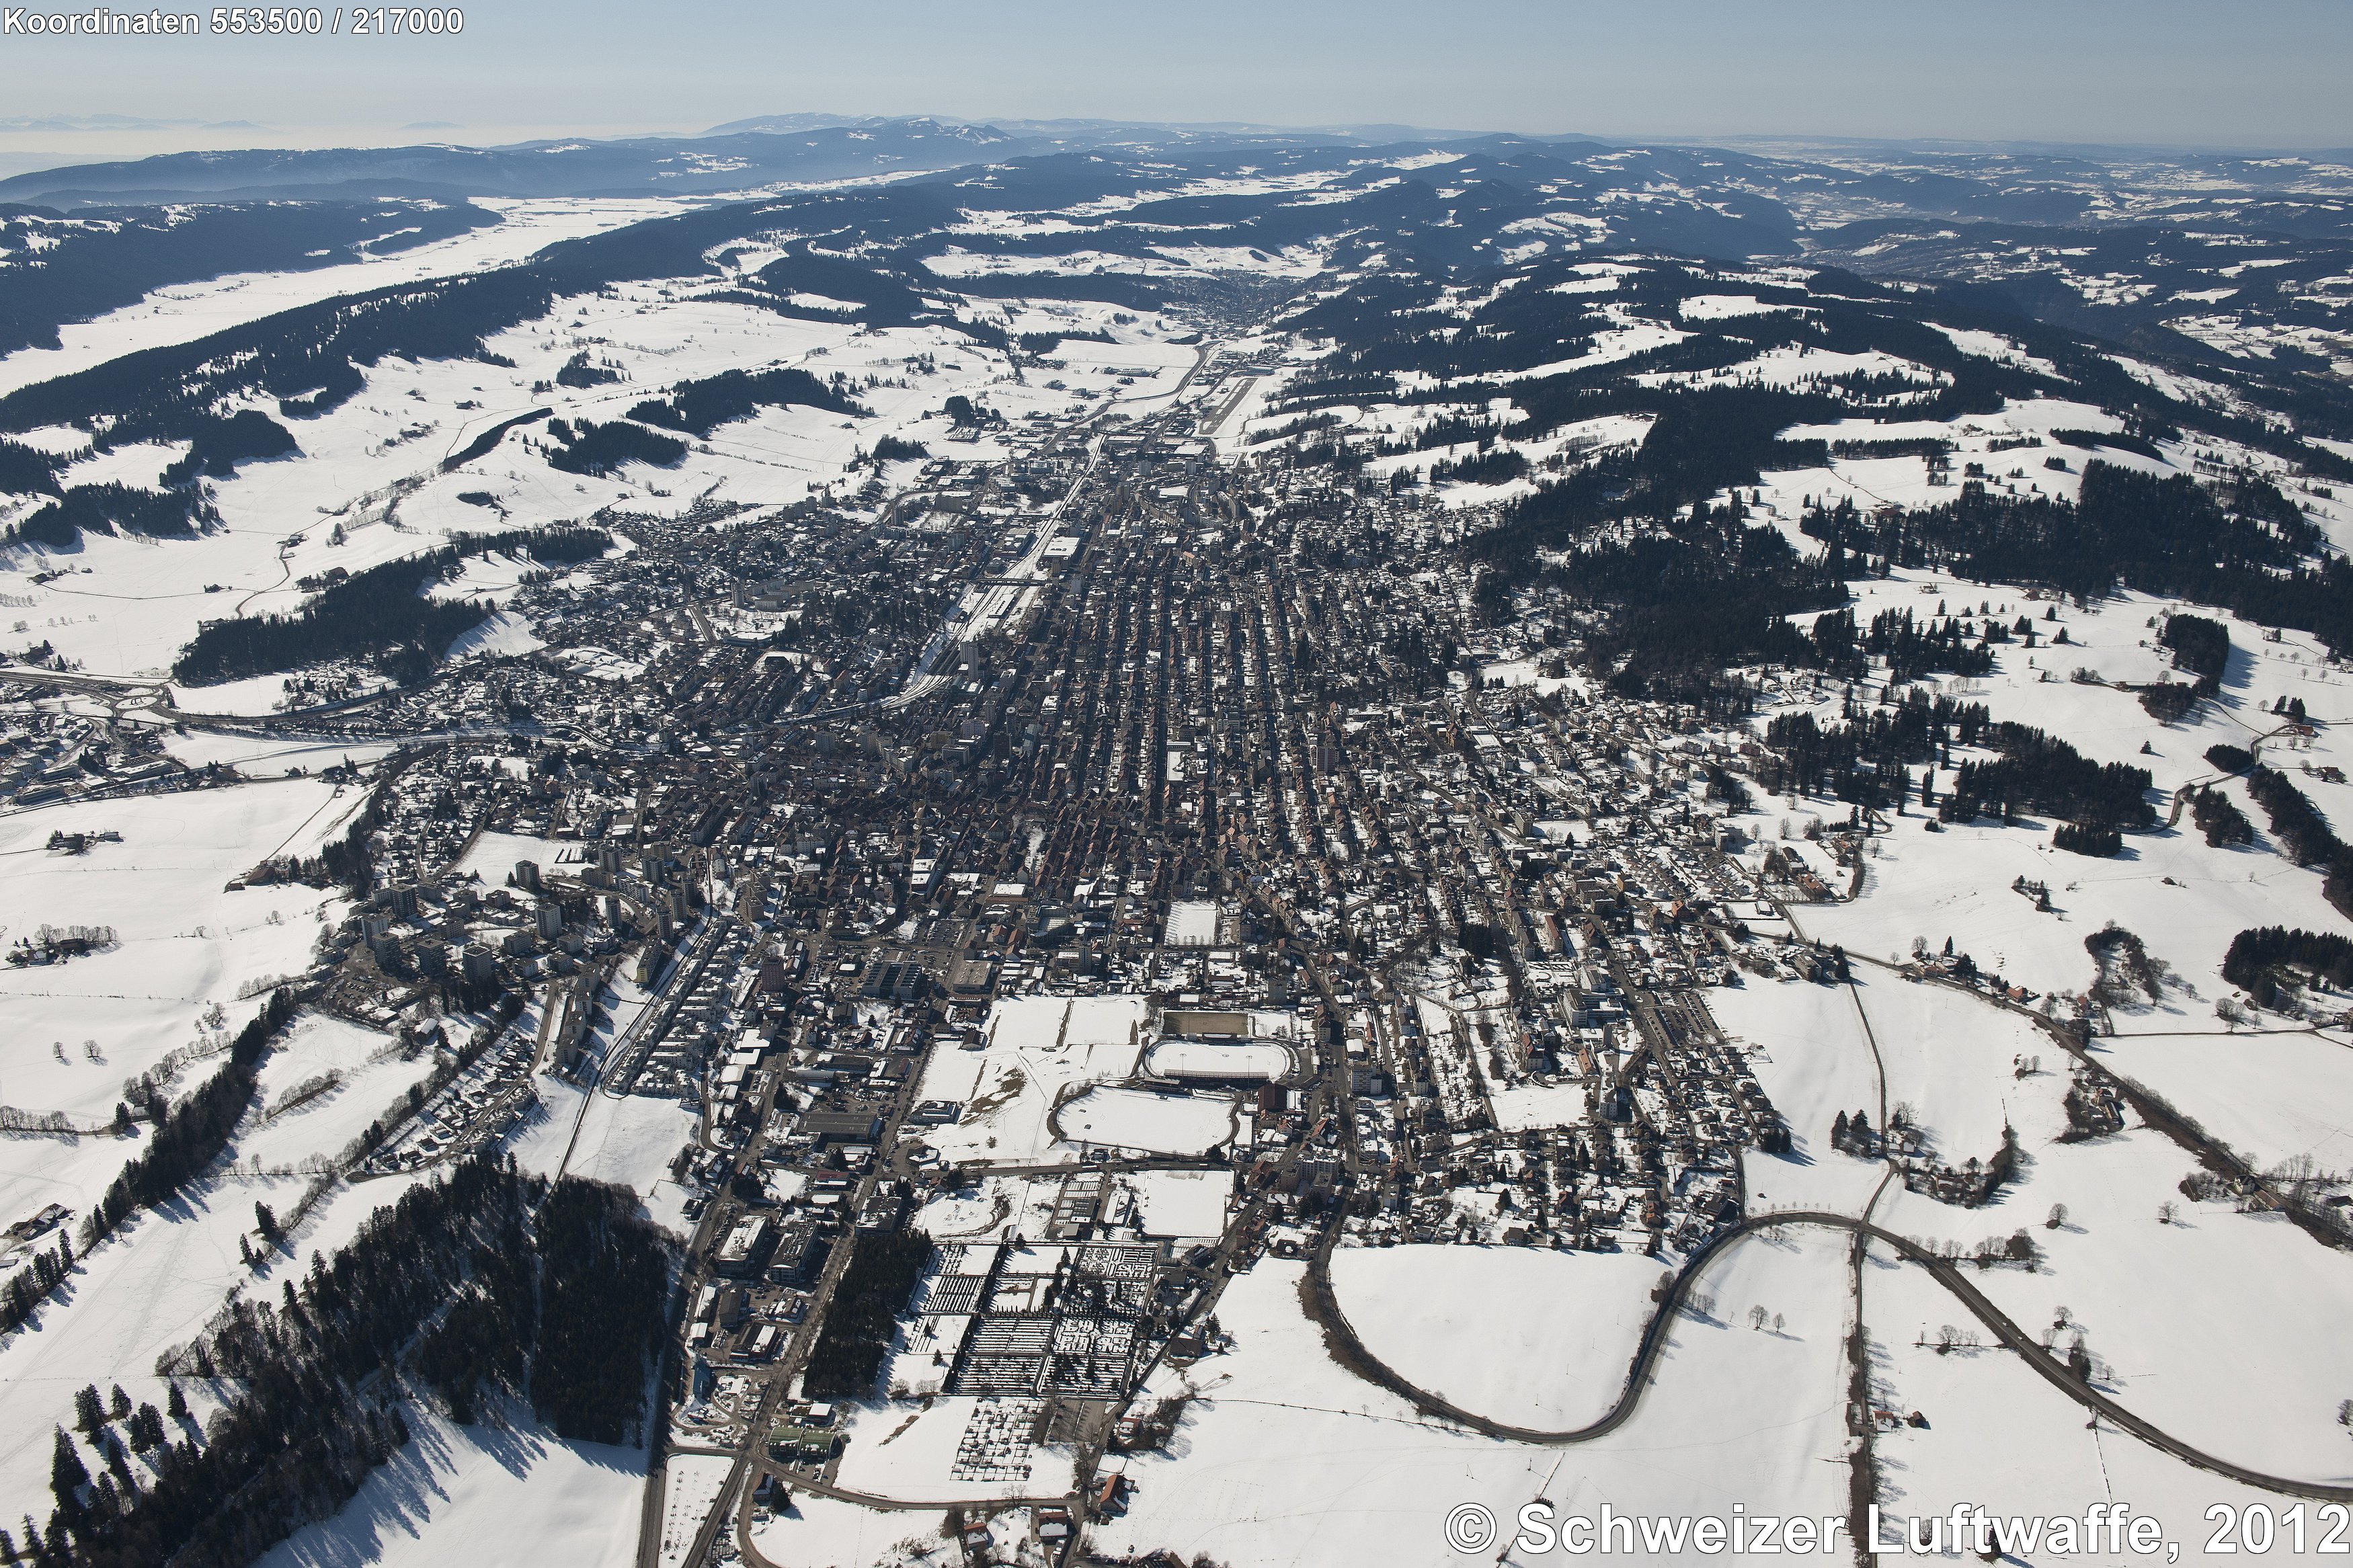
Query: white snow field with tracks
0,780,349,1132
1056,1084,1234,1156
1324,1245,1664,1432
1093,1235,1853,1568
913,993,1150,1167
254,1399,649,1568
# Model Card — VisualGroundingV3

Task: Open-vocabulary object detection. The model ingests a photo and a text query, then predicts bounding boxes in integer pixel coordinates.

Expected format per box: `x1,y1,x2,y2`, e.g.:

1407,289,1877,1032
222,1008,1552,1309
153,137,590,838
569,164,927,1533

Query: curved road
1301,1207,2353,1501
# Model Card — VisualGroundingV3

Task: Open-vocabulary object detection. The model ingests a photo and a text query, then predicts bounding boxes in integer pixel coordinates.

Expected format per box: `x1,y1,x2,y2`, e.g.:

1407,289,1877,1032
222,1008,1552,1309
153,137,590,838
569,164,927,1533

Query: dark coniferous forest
31,1157,672,1568
626,365,868,437
172,527,608,684
801,1231,932,1399
544,418,689,477
2223,927,2353,1009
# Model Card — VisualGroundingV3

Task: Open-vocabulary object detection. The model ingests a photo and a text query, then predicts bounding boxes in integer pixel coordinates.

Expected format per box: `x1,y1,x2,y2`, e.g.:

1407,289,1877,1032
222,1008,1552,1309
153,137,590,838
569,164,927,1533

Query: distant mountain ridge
0,115,1492,208
0,116,1709,208
0,119,1028,207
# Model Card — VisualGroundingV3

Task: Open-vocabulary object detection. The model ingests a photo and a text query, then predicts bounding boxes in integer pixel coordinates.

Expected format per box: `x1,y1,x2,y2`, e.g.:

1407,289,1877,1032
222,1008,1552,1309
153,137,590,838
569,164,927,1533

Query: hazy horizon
1,0,2348,179
1,116,2348,190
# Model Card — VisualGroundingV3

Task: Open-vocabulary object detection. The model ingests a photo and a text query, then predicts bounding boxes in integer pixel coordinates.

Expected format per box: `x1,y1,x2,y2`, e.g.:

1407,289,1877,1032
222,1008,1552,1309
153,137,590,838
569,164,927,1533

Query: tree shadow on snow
271,1414,461,1568
467,1415,552,1481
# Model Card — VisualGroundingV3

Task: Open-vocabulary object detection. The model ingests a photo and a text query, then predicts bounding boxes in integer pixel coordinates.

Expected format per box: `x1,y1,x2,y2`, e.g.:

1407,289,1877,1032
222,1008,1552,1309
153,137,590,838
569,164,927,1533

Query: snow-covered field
1056,1085,1234,1155
0,781,352,1142
1121,1168,1232,1239
1164,899,1220,946
1485,1074,1593,1132
2096,1028,2353,1175
1095,1230,1853,1567
1852,971,2067,1160
451,828,578,884
1866,1249,2352,1553
544,1085,699,1234
447,608,545,661
0,1089,449,1517
751,1491,952,1568
830,1394,1078,1503
913,993,1148,1167
1905,1119,2353,1485
1730,574,2353,1005
260,1399,649,1568
161,730,406,778
239,1012,433,1171
649,1452,735,1568
1716,978,1891,1215
1325,1245,1663,1432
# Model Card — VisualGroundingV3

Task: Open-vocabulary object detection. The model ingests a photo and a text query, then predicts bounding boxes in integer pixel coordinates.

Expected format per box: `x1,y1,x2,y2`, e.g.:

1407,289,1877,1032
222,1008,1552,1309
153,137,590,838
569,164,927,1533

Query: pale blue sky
4,0,2349,151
